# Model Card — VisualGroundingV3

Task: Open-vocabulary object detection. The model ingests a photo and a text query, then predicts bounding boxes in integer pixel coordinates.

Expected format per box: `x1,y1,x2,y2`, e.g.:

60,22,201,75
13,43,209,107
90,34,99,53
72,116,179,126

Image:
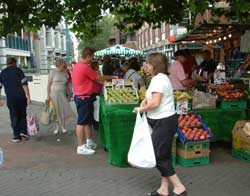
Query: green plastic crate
232,149,250,163
177,140,210,151
177,156,209,167
217,99,247,109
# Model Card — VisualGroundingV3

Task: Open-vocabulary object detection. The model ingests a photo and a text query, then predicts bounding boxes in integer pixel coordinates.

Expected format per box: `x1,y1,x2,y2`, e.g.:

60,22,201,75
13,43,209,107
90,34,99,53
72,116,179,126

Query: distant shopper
0,57,31,142
134,53,186,196
200,50,217,79
128,57,140,71
72,47,112,155
47,59,75,134
121,61,145,89
183,49,198,79
102,55,114,75
169,50,194,90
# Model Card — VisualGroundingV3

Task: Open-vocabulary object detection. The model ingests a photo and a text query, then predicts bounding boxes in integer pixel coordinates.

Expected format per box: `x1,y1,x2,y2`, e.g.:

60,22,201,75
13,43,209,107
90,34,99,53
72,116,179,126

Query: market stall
95,44,143,57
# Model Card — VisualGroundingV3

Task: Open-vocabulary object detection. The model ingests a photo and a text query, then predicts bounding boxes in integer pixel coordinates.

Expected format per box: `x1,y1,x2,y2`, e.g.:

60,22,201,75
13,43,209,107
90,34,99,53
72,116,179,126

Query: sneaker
20,133,30,140
62,128,67,134
12,137,21,143
77,145,95,155
86,139,97,150
53,128,59,135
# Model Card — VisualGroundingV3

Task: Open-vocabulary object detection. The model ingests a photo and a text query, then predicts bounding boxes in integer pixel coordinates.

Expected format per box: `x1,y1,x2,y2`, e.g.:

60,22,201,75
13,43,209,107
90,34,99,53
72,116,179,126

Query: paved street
0,101,250,196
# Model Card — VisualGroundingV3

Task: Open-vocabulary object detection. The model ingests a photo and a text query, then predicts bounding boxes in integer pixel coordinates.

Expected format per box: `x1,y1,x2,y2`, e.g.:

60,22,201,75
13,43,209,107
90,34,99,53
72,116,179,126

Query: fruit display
139,88,146,101
209,83,234,91
174,91,192,100
181,127,211,141
177,113,213,142
178,114,202,128
217,91,244,100
104,87,138,104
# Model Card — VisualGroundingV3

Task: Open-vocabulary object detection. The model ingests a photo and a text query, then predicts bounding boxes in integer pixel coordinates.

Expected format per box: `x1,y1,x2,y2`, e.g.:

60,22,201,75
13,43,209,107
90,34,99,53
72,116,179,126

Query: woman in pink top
91,61,103,95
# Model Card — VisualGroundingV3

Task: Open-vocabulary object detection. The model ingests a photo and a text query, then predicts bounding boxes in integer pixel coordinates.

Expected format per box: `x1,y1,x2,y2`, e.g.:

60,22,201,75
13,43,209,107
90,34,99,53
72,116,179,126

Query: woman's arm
47,79,52,100
135,92,162,112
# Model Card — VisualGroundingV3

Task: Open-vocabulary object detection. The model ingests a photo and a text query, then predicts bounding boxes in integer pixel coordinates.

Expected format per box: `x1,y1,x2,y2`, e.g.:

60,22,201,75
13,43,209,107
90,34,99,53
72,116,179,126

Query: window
46,31,52,47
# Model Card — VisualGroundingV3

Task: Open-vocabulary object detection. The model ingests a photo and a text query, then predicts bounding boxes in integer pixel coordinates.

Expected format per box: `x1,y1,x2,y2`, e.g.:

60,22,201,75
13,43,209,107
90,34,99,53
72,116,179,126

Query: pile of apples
178,113,211,141
178,114,202,128
181,127,211,141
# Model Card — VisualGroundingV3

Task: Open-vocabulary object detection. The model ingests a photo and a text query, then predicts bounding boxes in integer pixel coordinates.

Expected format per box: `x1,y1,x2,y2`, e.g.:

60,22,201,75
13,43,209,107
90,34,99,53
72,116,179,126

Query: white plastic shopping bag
128,111,156,168
93,96,100,122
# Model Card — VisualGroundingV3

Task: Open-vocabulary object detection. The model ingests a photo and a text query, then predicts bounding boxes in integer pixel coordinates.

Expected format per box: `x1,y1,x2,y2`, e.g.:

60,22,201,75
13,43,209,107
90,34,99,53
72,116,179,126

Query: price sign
176,100,189,114
112,79,125,89
214,70,226,85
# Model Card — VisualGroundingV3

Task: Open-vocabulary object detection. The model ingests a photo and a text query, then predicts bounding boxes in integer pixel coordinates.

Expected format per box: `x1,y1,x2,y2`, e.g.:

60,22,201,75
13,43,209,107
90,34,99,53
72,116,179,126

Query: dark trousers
7,101,27,138
148,113,178,177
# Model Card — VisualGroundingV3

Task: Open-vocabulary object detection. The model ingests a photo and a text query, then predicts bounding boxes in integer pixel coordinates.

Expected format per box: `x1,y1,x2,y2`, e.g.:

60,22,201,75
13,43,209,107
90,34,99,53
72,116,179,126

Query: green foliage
0,0,249,39
78,15,115,51
0,0,64,36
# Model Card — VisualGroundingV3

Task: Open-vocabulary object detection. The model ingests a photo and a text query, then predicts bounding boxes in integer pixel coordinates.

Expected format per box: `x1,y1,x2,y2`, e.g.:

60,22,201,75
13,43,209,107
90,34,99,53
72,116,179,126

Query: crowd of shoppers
0,50,190,195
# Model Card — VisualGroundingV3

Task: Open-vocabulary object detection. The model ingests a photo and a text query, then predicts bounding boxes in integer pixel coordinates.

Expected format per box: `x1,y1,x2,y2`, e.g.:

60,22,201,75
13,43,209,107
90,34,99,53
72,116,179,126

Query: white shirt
124,69,142,89
146,73,176,119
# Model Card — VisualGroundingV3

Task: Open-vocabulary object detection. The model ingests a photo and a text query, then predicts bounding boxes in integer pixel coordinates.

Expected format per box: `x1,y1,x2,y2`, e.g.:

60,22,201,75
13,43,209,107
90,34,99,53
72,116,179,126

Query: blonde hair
55,59,67,68
146,53,169,75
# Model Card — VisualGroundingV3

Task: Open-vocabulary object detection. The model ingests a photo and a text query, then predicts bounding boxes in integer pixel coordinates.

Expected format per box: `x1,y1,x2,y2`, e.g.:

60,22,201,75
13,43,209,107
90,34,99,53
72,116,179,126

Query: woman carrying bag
134,53,186,196
47,59,75,134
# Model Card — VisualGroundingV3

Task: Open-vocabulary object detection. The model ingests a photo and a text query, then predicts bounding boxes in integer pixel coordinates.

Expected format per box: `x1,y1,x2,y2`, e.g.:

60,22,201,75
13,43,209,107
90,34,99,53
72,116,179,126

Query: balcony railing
6,35,30,51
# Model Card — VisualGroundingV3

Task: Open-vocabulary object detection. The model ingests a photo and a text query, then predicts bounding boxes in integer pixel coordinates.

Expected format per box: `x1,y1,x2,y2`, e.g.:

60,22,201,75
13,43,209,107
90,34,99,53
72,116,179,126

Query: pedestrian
90,60,104,130
134,53,187,196
121,61,145,90
66,62,74,100
0,57,31,142
102,55,114,75
72,47,112,155
47,59,75,134
169,50,194,90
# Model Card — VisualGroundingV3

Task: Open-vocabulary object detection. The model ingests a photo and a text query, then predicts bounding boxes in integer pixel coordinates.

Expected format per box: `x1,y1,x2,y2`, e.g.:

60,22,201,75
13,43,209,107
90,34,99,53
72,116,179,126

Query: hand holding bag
40,100,50,125
128,111,156,168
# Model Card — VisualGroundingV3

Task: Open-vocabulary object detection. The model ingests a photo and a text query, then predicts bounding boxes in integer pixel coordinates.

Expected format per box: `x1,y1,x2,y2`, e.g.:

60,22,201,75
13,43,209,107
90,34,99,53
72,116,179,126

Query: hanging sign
214,70,226,84
112,79,125,89
176,100,189,115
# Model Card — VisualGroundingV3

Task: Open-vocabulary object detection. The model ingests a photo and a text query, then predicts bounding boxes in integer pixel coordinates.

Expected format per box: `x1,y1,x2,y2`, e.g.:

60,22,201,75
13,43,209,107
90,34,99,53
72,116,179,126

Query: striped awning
95,45,143,57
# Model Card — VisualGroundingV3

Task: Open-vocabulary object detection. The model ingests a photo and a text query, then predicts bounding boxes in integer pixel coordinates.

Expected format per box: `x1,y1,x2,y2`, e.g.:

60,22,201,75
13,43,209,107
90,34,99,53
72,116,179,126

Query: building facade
137,23,187,61
0,30,31,69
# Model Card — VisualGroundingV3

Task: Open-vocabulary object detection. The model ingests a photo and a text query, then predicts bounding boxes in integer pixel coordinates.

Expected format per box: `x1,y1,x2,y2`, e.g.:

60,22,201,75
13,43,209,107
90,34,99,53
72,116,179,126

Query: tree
0,0,64,36
0,0,249,39
78,15,115,51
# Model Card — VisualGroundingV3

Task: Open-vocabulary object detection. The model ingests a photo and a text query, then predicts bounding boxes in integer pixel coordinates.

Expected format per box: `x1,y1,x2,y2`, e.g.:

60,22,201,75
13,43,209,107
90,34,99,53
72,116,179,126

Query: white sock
86,139,92,144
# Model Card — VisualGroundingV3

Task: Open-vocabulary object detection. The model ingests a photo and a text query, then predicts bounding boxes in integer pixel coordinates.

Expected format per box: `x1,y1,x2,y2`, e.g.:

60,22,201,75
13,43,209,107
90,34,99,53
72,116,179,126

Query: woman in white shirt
134,53,186,196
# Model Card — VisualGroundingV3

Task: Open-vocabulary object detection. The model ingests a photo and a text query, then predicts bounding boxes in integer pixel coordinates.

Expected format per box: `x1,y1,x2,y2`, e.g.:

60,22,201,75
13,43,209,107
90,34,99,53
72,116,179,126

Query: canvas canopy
95,45,143,56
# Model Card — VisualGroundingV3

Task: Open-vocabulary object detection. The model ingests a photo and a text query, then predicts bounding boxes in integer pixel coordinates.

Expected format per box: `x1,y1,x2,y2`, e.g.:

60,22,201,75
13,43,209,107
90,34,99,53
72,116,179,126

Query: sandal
148,190,169,196
173,190,187,196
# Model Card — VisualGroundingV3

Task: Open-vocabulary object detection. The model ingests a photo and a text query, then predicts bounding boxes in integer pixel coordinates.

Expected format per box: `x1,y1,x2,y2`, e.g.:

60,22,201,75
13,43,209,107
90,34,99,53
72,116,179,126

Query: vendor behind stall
200,50,217,80
169,50,194,90
121,61,145,90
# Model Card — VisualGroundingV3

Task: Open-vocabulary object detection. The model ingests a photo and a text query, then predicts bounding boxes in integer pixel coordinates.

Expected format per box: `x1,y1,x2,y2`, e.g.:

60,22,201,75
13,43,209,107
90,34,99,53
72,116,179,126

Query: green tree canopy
0,0,249,39
78,15,115,51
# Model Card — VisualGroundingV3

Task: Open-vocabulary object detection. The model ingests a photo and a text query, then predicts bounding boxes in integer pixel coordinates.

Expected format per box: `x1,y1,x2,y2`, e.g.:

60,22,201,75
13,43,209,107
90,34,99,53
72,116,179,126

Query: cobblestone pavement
0,101,250,196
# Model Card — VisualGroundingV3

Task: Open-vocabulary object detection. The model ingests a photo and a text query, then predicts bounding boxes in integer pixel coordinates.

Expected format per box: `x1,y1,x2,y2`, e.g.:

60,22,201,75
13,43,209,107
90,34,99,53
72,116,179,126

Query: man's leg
19,102,28,135
84,124,92,140
7,103,21,141
76,125,85,146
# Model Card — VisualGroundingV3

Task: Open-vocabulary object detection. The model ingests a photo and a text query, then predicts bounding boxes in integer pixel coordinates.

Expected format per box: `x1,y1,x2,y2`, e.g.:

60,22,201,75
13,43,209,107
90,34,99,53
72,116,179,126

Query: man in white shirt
121,61,145,89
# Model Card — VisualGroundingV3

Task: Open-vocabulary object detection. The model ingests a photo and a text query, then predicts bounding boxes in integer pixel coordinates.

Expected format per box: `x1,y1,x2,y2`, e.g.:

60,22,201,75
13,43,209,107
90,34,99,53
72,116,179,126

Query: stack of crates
176,140,210,167
232,121,250,163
